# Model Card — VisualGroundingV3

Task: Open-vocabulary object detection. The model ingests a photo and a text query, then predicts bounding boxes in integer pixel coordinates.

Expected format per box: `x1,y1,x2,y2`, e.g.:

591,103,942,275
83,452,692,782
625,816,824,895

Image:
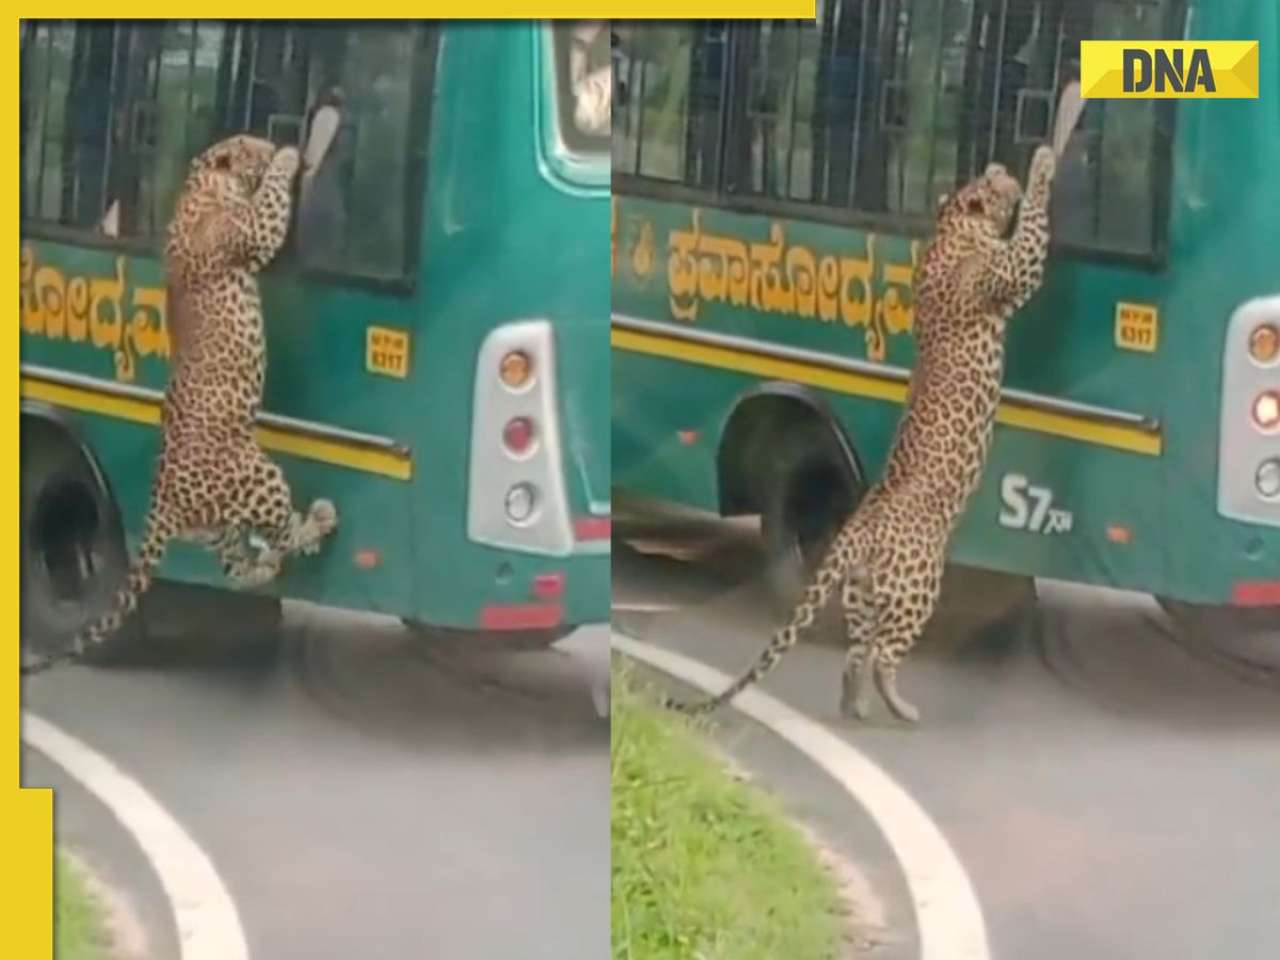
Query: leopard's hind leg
865,545,947,727
228,449,338,587
197,526,258,583
871,636,922,725
838,564,880,721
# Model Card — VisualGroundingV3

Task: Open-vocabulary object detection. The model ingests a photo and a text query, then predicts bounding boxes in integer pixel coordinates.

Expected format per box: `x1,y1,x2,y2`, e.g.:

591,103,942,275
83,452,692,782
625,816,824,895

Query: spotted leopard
22,135,338,674
670,144,1057,724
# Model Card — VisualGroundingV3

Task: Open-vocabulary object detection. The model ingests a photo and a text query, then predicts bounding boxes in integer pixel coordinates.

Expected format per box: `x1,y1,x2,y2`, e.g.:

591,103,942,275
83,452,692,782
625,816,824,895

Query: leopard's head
187,134,279,198
935,162,1022,239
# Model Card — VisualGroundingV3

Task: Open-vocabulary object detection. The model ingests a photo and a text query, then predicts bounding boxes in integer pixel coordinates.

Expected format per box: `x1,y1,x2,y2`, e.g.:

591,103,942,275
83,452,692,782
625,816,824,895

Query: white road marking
23,712,250,960
612,633,991,960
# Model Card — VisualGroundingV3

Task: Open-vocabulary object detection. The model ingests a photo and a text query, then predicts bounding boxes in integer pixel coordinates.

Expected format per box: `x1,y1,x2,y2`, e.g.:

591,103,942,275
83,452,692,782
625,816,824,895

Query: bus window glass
727,2,981,218
21,22,113,231
550,22,611,156
612,3,1176,260
1047,0,1172,256
296,26,420,276
20,21,430,281
612,23,726,189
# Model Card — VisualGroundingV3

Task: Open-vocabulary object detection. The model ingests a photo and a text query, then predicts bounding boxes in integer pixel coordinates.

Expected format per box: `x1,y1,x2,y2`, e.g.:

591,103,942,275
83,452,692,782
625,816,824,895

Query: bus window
723,4,981,218
20,21,432,281
1046,1,1175,257
292,25,425,277
612,23,726,189
608,3,1176,261
21,23,116,232
550,22,611,155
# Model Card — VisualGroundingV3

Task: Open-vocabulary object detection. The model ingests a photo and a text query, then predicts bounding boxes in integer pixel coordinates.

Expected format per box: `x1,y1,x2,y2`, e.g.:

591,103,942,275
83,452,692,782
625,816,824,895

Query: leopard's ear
934,192,950,214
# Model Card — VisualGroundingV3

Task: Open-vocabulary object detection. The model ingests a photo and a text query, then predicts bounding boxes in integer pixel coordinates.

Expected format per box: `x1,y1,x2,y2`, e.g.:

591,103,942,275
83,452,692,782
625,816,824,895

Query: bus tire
20,417,143,667
758,415,864,615
1156,597,1280,683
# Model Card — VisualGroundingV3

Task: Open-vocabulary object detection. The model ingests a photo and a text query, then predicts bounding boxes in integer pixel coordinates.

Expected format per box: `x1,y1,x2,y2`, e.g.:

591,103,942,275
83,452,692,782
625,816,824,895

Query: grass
611,664,847,960
56,853,111,960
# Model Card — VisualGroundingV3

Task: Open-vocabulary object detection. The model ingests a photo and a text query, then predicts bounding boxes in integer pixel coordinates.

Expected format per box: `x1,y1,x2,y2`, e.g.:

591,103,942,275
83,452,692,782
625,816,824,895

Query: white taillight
1252,390,1280,432
1258,459,1280,499
505,483,538,524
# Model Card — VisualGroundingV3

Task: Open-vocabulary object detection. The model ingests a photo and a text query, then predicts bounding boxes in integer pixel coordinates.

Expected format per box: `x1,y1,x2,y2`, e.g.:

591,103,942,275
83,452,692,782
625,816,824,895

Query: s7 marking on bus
999,473,1074,535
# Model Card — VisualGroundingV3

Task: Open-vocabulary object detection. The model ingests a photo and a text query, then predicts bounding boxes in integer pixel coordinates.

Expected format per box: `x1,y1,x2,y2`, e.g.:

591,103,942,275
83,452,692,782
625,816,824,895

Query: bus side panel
610,191,1179,599
395,25,610,628
1157,2,1280,604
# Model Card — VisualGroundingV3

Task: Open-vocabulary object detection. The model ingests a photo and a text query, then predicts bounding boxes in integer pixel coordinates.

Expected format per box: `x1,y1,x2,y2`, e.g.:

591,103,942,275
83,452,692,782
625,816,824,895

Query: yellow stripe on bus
19,376,414,481
611,327,1163,457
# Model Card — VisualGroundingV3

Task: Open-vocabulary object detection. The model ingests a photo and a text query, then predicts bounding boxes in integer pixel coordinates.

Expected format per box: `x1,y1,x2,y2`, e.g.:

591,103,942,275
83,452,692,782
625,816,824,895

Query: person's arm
302,105,340,179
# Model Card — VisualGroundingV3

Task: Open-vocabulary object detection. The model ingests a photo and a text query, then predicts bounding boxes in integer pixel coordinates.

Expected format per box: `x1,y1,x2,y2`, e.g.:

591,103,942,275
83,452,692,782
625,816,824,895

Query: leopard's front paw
273,146,301,180
1028,145,1056,196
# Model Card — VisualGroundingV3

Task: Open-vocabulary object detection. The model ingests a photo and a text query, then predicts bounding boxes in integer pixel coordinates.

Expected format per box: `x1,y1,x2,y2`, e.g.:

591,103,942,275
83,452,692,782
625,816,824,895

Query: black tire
402,620,572,652
21,416,283,670
20,421,142,666
759,416,864,613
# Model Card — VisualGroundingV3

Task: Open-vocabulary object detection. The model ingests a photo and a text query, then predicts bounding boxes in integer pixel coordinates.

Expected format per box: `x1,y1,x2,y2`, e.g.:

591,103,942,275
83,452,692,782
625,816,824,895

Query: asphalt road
22,607,609,960
613,500,1280,960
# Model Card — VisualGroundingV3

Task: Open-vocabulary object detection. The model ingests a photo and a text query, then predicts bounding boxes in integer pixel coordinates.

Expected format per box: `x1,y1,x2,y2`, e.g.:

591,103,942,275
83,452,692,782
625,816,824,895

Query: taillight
503,416,536,456
1257,459,1280,499
469,320,573,555
1252,390,1280,431
499,350,533,389
1249,324,1278,365
505,483,538,524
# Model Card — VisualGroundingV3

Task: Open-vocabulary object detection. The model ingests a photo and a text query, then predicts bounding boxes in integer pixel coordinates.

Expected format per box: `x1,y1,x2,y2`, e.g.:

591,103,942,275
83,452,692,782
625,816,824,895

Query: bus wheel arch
20,403,140,665
20,405,282,668
717,386,867,607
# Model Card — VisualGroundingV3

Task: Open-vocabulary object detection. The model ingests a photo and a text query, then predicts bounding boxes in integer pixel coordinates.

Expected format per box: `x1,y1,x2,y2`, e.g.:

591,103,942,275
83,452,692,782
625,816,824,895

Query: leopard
669,144,1057,724
22,134,338,674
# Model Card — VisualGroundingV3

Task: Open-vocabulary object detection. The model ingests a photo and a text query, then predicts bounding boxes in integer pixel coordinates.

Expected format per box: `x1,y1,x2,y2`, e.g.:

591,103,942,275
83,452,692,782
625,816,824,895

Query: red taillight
1231,581,1280,607
532,572,565,600
1252,390,1280,431
479,602,563,630
503,416,536,455
573,517,611,541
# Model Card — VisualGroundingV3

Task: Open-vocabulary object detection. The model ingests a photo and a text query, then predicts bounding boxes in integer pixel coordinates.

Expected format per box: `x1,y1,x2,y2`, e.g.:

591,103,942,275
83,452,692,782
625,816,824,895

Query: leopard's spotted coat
23,135,337,674
671,145,1057,723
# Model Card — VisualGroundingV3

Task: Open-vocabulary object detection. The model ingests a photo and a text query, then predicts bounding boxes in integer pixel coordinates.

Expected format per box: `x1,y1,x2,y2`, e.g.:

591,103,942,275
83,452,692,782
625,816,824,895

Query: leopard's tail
665,529,863,715
21,510,172,675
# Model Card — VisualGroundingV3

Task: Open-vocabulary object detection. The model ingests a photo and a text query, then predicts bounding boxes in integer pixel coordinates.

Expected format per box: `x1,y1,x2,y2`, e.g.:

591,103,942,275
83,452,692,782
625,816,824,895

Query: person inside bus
1048,56,1096,245
297,85,349,268
569,21,611,136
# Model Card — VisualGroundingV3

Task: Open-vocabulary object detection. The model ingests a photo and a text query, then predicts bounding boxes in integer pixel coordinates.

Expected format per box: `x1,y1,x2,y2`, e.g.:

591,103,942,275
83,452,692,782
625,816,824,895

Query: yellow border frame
11,18,50,956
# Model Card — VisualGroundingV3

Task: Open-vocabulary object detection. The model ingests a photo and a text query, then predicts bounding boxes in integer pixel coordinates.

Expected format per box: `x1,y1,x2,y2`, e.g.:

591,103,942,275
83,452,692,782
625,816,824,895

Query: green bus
20,20,611,663
611,3,1279,633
